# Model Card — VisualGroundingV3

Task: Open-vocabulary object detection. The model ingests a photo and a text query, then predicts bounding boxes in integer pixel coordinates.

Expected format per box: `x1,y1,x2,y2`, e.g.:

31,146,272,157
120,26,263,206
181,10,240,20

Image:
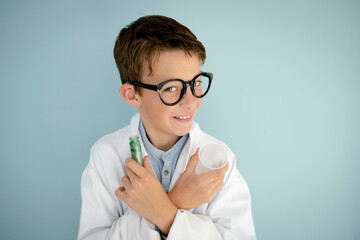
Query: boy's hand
168,148,229,210
114,156,177,235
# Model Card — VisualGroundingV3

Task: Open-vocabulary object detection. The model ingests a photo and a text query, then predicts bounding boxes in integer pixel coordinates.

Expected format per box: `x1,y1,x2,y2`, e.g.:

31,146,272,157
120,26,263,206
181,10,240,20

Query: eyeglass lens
159,74,210,105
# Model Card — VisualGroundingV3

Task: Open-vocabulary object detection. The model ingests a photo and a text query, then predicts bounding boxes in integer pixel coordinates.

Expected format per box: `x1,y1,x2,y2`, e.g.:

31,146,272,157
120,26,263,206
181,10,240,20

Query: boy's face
136,50,203,149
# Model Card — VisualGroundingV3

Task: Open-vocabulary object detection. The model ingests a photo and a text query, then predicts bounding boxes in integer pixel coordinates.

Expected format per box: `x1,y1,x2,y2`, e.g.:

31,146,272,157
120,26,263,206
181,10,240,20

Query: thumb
186,148,200,173
143,156,156,177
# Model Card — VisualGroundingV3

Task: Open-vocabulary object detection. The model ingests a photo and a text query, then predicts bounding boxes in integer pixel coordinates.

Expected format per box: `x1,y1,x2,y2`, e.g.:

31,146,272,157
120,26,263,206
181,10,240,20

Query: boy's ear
119,84,140,107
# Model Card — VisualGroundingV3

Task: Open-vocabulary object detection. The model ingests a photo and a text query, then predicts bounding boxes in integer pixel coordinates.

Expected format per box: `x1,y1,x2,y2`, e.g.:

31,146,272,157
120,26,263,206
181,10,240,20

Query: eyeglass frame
124,72,213,106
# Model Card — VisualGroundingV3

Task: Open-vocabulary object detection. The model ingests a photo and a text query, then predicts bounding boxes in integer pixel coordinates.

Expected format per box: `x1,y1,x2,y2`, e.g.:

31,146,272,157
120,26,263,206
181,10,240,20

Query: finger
199,173,223,186
143,156,156,177
126,157,148,177
201,161,229,179
206,177,225,195
125,165,140,183
185,148,200,172
121,175,131,189
210,180,224,194
195,163,229,185
114,187,127,200
218,161,230,175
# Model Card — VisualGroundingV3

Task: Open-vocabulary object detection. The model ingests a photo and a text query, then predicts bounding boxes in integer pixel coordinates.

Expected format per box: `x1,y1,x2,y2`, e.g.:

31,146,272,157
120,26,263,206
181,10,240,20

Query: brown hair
113,15,206,94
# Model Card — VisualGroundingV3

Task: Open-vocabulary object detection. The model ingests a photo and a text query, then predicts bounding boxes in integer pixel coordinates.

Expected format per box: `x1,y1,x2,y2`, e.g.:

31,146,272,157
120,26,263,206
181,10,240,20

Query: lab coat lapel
168,121,201,192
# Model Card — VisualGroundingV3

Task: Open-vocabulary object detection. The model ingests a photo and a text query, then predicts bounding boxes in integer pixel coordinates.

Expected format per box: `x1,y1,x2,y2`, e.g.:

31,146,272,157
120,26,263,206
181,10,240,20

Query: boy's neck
148,134,180,152
141,121,180,152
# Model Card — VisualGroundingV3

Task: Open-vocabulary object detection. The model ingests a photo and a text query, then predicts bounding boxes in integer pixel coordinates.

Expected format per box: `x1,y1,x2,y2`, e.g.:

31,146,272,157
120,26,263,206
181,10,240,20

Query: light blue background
1,0,359,239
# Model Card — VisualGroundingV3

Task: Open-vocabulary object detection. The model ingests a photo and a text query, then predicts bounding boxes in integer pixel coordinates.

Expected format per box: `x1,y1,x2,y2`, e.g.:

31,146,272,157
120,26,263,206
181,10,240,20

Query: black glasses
125,72,213,106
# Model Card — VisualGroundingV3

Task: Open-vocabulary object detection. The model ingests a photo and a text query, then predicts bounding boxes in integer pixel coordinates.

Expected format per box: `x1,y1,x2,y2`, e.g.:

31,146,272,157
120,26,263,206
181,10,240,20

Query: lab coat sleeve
166,156,256,240
78,146,161,240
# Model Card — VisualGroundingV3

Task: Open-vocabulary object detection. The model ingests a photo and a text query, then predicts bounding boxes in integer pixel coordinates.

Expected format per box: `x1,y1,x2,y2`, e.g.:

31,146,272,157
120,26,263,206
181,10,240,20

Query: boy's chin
174,124,192,137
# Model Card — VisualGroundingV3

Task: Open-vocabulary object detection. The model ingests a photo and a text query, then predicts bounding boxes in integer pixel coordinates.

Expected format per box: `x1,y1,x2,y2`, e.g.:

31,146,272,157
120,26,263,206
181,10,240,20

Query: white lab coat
78,113,256,240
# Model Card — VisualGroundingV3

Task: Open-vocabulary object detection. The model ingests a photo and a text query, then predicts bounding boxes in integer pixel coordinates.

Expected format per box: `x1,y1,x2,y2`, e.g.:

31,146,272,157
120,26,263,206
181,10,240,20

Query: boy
78,15,256,240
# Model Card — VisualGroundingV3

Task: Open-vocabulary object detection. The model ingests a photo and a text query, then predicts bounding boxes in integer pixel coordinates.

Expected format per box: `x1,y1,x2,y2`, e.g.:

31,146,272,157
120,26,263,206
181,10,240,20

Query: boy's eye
164,86,178,92
194,81,202,87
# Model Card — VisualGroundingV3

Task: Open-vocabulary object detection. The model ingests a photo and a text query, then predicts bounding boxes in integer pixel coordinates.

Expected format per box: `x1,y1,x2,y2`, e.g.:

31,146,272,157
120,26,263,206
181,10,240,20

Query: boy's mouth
173,115,192,120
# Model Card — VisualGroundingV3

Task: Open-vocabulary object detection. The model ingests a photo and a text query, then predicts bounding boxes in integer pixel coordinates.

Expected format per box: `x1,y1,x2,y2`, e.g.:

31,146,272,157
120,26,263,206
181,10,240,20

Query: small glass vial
129,136,143,166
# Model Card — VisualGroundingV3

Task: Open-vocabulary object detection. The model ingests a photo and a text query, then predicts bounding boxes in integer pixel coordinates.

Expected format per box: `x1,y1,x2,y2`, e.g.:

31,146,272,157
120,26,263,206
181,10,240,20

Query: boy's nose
179,86,197,108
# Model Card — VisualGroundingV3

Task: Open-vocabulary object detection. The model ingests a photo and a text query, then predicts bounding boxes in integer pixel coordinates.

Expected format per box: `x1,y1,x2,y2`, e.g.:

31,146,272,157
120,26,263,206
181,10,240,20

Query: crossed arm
114,148,229,235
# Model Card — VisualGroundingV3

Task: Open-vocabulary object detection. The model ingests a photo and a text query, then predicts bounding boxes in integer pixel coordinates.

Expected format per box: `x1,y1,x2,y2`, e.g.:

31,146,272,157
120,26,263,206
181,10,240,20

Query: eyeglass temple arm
124,81,158,91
